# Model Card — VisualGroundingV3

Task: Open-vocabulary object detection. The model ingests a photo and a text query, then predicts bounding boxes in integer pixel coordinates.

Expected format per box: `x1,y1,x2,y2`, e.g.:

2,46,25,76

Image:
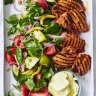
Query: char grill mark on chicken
61,32,85,53
52,0,89,32
57,0,85,12
56,10,89,32
71,54,91,76
53,46,78,69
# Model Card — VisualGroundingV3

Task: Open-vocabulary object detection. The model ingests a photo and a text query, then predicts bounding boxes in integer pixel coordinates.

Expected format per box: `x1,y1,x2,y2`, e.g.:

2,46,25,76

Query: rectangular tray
4,0,94,96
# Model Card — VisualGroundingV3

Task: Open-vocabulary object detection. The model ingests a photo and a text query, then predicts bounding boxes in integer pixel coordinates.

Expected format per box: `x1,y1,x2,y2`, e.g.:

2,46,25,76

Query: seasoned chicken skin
53,46,78,69
71,54,91,76
61,32,85,53
52,0,89,32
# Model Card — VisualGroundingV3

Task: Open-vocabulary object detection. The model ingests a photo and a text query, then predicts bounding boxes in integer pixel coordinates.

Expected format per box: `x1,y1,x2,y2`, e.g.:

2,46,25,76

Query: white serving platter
4,0,94,96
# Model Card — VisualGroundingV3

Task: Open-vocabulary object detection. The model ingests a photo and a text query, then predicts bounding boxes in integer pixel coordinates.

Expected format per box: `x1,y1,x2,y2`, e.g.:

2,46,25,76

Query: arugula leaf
5,14,18,25
7,91,14,96
25,78,35,91
24,40,43,57
5,0,14,5
16,47,23,65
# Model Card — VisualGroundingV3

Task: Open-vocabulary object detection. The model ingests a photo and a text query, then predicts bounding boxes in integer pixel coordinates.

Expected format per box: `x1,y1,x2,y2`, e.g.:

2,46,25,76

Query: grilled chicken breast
71,54,91,76
57,0,85,12
52,0,89,32
56,9,89,32
53,46,78,69
61,32,85,53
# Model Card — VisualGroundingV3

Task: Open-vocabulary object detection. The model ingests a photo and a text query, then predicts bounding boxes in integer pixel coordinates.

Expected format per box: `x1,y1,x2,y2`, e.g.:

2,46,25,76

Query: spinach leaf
7,91,14,96
5,14,18,25
24,40,43,57
16,47,23,65
25,78,35,91
45,23,62,35
5,0,14,5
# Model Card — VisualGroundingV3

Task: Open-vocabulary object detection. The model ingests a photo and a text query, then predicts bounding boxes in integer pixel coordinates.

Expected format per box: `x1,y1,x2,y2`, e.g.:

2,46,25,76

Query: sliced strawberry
34,72,43,83
21,84,29,96
38,0,48,10
13,35,24,49
10,47,16,54
30,0,48,10
5,47,16,65
29,87,49,96
44,46,56,56
36,72,42,80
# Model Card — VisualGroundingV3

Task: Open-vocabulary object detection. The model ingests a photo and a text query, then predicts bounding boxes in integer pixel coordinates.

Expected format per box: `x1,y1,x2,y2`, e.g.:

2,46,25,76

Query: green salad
5,0,81,96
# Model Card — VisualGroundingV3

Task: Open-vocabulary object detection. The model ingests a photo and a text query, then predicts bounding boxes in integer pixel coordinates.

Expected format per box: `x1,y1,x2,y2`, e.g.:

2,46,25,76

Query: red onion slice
13,0,22,12
48,33,66,39
43,43,55,47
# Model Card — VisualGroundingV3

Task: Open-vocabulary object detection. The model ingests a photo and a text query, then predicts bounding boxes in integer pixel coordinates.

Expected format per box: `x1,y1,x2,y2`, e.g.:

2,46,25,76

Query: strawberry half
44,46,56,56
21,84,29,96
29,87,49,96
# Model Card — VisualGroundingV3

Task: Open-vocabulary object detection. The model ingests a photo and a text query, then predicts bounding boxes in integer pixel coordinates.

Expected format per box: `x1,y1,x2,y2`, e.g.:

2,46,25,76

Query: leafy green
5,3,44,35
8,25,17,36
53,38,62,46
43,19,52,26
42,67,54,80
18,75,27,84
7,91,14,96
27,3,44,16
25,0,30,3
5,15,19,35
24,40,43,57
25,78,35,91
45,23,62,35
16,47,23,65
5,0,14,5
12,84,21,91
5,14,18,25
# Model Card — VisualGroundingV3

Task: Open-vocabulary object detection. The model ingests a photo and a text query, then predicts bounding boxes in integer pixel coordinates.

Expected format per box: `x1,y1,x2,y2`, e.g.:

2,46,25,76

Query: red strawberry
5,47,16,65
44,46,56,56
21,84,29,96
13,35,24,49
30,0,48,10
29,87,49,96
